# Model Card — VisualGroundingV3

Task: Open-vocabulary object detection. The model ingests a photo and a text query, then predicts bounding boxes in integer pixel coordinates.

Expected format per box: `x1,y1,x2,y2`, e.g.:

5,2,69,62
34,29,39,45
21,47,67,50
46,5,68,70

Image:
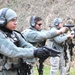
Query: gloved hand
34,46,60,61
34,47,50,60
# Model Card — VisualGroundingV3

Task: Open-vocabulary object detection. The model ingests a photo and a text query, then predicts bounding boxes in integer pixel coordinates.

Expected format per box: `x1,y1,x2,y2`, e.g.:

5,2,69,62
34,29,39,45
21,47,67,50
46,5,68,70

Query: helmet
67,19,74,24
53,18,62,26
0,8,17,26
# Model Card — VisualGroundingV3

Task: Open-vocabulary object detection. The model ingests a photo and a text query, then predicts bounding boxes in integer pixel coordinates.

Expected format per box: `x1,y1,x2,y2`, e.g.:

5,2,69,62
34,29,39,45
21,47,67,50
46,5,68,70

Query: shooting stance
64,18,75,75
22,16,68,75
0,8,61,75
49,18,74,75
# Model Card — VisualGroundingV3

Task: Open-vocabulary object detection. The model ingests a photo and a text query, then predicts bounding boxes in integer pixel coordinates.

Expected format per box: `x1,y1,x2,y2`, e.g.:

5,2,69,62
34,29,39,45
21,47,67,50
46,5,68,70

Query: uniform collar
30,27,41,31
0,26,12,34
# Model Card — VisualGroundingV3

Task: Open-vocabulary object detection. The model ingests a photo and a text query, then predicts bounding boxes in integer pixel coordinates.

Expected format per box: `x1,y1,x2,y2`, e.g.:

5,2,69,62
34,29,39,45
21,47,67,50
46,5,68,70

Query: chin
11,29,15,31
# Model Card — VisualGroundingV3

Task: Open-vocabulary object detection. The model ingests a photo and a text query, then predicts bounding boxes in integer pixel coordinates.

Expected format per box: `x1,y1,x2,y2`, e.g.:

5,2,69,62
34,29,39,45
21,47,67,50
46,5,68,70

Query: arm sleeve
53,34,68,44
0,32,36,58
23,29,58,43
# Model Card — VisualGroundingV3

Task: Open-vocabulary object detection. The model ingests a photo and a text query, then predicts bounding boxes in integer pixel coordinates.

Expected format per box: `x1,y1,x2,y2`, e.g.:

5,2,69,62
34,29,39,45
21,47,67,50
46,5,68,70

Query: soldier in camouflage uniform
22,16,68,75
64,18,74,75
22,16,67,47
0,8,58,75
49,18,74,75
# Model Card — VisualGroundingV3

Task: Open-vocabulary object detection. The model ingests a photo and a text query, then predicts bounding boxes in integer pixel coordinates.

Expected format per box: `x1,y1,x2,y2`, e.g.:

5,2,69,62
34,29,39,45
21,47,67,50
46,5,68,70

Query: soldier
49,18,74,75
0,8,59,75
22,16,67,47
64,18,75,75
22,16,68,75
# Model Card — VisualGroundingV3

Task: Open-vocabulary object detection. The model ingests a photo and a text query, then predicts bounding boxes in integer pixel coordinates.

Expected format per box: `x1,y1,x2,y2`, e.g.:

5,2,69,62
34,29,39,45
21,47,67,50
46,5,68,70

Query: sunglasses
37,23,42,26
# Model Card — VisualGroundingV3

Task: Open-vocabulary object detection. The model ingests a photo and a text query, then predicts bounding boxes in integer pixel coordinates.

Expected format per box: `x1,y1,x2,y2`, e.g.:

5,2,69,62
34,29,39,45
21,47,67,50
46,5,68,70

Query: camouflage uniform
64,18,75,75
0,8,43,75
64,31,74,75
47,18,72,75
0,29,37,75
0,7,59,75
22,25,60,75
49,27,69,75
22,27,58,47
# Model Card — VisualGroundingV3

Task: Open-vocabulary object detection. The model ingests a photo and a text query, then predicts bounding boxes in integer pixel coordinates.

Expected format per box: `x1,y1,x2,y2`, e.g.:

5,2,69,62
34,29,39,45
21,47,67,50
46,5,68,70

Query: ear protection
0,8,8,26
54,18,62,26
54,21,59,26
54,18,59,26
30,16,36,27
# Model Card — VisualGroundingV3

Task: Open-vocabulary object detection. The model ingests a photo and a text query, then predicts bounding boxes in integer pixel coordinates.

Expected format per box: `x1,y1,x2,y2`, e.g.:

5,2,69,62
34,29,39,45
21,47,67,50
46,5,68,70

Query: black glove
34,47,50,60
34,46,60,61
34,47,50,75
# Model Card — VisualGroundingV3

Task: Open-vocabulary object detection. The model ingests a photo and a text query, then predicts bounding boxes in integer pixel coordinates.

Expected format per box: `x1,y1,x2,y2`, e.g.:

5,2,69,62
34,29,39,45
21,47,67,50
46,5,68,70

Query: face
35,20,42,30
58,23,63,28
5,17,17,31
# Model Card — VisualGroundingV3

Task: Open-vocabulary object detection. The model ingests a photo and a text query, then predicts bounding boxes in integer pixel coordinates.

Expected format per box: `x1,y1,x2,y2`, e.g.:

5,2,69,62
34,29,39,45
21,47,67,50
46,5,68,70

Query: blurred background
1,0,75,31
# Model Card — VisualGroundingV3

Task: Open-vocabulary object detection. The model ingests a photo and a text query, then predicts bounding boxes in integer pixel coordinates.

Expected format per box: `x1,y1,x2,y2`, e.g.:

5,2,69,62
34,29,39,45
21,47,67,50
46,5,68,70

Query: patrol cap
0,8,17,22
53,18,62,26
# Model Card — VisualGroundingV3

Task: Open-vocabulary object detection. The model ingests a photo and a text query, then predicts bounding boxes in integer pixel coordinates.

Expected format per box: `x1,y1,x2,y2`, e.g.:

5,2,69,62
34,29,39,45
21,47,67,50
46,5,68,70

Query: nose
14,21,17,25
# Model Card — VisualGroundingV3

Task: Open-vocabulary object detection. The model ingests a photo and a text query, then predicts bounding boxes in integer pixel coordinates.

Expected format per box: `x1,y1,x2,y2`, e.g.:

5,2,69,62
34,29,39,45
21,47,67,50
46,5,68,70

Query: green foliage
70,68,75,75
34,64,75,75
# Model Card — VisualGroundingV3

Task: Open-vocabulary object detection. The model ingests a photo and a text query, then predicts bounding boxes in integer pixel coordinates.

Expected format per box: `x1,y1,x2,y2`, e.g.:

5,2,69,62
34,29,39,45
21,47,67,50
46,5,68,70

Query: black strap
14,30,26,40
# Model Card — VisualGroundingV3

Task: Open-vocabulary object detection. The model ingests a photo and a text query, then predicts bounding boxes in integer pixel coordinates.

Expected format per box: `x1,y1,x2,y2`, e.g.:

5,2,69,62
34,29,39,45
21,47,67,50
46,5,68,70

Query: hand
34,47,50,60
67,34,74,39
60,27,68,33
34,46,60,61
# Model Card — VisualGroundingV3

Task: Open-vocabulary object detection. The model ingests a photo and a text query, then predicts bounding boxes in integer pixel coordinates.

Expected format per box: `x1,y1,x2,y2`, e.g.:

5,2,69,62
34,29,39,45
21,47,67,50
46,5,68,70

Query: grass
34,64,75,75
